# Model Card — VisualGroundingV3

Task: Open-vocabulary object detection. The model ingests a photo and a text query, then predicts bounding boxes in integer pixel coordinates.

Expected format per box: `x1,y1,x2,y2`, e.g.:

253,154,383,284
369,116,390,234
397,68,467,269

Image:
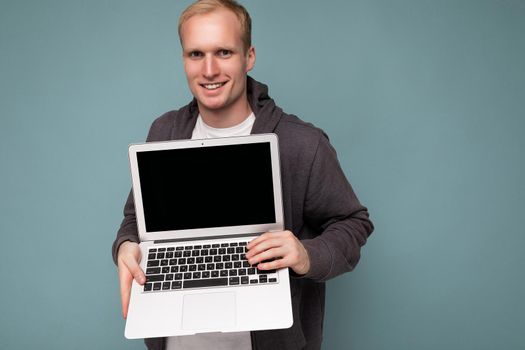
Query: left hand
246,230,310,275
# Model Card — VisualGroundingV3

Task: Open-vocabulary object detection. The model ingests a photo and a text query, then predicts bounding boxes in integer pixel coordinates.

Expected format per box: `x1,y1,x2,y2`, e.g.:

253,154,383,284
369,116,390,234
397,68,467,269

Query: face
180,9,255,119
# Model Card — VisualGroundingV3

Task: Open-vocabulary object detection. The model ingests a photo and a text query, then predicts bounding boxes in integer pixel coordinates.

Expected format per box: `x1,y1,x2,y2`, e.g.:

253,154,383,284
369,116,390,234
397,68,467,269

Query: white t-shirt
166,112,255,350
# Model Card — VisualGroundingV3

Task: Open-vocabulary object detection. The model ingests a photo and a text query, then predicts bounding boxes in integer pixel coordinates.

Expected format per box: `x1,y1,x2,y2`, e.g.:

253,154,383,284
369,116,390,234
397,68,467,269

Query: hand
246,230,310,275
117,241,145,319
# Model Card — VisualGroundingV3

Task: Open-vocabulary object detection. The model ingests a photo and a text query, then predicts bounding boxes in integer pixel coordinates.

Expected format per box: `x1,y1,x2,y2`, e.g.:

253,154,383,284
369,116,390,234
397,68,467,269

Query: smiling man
112,1,374,349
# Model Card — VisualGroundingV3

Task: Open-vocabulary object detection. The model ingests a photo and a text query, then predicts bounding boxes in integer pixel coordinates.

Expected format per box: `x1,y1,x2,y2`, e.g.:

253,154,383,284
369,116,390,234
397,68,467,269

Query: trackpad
182,292,236,331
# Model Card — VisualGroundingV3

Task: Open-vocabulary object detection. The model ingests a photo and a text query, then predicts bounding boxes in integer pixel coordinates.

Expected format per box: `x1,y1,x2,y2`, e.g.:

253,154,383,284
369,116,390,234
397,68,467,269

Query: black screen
137,142,276,232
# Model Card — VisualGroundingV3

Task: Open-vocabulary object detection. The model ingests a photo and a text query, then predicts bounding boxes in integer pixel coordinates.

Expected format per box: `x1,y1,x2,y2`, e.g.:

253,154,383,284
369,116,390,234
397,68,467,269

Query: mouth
200,81,228,90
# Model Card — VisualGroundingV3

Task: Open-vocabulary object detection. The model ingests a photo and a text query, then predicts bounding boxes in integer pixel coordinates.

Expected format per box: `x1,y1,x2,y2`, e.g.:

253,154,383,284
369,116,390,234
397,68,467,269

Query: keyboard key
229,270,237,276
196,257,204,264
144,283,152,291
167,247,175,251
229,277,240,285
194,245,202,249
161,267,169,273
193,272,201,279
211,271,219,277
176,247,184,251
184,272,192,279
178,258,186,265
219,248,226,254
146,267,160,275
216,263,224,270
184,278,228,288
202,271,210,278
175,251,182,258
269,278,277,283
158,248,166,252
189,265,197,272
220,270,228,277
153,282,162,290
162,282,170,290
147,260,160,267
185,246,193,250
248,268,256,275
238,269,246,276
198,264,206,271
180,266,188,272
241,276,249,284
230,242,238,247
174,273,182,280
250,279,258,284
210,249,218,255
148,253,156,259
146,275,164,282
171,266,179,273
212,244,220,248
221,243,228,247
214,256,222,262
157,253,165,259
201,249,208,256
205,256,213,263
169,259,177,265
227,248,235,254
203,244,211,249
232,254,239,261
223,255,231,262
171,281,182,289
192,250,199,257
239,242,247,246
166,252,174,258
236,247,244,253
149,248,157,253
206,263,214,270
234,262,241,268
243,261,250,268
166,274,174,281
183,251,191,257
187,258,195,264
225,262,232,269
160,259,168,266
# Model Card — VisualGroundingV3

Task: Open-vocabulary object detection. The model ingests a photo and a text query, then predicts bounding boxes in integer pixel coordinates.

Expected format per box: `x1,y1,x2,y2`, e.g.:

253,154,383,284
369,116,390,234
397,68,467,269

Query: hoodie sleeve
299,133,374,282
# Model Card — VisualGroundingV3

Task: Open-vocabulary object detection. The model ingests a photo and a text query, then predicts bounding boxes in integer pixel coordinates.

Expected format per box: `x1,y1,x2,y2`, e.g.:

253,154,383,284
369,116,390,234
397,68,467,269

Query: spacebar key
184,278,228,289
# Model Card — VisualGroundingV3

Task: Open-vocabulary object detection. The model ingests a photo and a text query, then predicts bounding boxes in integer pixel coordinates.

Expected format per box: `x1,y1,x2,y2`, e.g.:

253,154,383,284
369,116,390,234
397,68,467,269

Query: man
112,1,374,349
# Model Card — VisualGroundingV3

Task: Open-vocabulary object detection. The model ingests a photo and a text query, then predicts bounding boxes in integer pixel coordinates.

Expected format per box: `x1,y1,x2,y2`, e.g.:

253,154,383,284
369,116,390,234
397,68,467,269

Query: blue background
1,0,524,349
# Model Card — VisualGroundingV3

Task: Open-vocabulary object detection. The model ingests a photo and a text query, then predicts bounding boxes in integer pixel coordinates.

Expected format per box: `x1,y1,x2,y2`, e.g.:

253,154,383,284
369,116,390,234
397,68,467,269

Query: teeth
203,83,224,90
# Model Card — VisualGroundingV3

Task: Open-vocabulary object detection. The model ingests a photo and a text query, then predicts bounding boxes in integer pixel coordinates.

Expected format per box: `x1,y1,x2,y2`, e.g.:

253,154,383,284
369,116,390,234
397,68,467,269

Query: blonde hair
178,0,252,53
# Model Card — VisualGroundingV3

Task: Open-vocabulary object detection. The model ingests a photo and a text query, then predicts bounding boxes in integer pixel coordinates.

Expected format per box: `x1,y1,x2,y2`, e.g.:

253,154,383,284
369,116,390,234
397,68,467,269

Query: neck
198,100,253,128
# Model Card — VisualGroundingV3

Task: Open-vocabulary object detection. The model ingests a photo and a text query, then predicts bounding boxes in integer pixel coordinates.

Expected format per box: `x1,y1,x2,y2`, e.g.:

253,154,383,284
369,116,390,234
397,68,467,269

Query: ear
246,46,256,72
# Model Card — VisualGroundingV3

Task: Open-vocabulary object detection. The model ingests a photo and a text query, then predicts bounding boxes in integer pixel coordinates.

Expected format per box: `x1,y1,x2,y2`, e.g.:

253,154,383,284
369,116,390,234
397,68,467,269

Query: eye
217,49,232,58
188,51,203,58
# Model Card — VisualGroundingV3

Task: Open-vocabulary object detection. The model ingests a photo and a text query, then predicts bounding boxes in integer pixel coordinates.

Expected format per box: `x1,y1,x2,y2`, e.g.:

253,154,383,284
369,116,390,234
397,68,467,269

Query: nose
203,55,219,79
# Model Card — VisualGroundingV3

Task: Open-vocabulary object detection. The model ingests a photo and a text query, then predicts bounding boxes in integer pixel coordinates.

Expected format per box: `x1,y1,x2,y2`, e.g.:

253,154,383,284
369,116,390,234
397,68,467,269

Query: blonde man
113,1,373,349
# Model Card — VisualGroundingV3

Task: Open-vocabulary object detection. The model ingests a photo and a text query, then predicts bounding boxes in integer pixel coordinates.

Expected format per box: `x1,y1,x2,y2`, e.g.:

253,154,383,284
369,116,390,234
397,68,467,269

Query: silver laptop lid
128,134,284,242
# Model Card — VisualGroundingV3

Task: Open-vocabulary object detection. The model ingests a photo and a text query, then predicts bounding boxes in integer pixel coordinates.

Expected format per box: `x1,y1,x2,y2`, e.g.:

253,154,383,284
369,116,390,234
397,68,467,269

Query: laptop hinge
153,232,260,244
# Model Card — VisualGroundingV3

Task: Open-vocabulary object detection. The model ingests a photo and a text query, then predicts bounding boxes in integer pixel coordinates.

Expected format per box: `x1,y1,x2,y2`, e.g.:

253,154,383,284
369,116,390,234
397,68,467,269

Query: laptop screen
136,142,276,233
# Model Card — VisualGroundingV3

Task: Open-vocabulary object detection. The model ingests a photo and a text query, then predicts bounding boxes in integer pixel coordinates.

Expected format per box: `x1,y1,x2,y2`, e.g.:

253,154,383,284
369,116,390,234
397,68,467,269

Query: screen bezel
128,134,284,242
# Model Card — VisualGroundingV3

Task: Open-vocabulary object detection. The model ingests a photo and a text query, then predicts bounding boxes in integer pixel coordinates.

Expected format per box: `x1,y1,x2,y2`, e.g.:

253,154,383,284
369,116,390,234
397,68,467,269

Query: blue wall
1,1,523,349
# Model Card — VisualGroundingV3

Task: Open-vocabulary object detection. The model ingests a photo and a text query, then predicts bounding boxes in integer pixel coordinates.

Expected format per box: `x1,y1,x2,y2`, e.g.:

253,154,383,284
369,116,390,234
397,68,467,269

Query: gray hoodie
112,77,374,349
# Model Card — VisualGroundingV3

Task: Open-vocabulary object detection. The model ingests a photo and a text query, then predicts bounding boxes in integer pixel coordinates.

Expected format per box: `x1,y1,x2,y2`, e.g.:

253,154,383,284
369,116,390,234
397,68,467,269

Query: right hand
117,241,145,319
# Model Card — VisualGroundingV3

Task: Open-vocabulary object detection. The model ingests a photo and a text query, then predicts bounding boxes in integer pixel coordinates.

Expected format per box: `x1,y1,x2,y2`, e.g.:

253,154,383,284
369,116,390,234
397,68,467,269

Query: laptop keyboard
143,241,279,292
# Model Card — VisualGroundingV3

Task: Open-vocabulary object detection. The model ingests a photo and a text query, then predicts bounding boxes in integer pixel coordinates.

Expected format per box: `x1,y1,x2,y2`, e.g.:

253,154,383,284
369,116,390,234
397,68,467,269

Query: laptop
124,133,293,339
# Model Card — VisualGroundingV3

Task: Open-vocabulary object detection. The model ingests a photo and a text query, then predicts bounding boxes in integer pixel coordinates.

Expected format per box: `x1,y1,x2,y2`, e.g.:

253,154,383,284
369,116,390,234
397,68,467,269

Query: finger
118,267,133,319
258,256,290,270
248,247,286,266
246,238,283,259
123,255,146,285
